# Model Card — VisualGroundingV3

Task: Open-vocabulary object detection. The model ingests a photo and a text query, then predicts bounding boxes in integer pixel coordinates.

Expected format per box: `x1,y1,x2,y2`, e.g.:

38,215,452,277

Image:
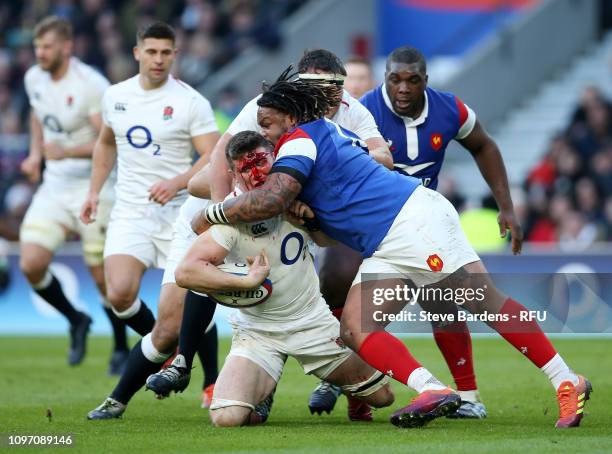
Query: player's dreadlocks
257,66,339,124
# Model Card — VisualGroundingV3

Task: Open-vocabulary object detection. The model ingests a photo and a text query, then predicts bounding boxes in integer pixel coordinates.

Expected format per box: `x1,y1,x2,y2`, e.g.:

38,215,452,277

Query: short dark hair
386,46,426,74
226,131,273,168
136,21,176,44
297,49,346,76
34,16,72,41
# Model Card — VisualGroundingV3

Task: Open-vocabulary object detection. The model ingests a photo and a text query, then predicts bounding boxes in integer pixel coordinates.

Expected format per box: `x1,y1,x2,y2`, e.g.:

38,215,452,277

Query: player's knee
339,315,360,350
19,254,48,283
106,284,138,311
210,407,251,427
366,384,394,408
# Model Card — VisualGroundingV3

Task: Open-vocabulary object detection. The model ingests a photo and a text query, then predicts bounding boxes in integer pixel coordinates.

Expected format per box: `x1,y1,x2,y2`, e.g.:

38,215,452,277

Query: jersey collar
382,84,429,127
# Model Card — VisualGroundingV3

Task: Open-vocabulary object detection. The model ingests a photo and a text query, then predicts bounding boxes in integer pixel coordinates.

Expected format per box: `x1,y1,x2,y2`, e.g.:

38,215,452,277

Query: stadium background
0,0,611,337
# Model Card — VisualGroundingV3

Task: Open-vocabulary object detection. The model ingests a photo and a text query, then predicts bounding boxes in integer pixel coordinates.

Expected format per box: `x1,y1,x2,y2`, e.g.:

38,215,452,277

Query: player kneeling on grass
174,131,394,426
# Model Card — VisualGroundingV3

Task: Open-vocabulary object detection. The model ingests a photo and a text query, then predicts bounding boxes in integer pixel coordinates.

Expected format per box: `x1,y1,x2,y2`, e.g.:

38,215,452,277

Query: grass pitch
1,336,611,453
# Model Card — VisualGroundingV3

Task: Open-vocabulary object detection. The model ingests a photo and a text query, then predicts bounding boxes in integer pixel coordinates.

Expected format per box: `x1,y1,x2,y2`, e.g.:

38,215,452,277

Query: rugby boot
201,383,215,409
107,349,129,376
249,388,275,425
68,313,92,366
555,375,592,428
390,388,461,428
347,396,373,422
145,354,191,398
447,391,487,419
308,380,342,415
87,397,126,420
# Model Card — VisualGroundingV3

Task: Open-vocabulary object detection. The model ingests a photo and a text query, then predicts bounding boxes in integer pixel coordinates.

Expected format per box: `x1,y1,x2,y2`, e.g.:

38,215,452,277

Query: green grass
1,336,611,453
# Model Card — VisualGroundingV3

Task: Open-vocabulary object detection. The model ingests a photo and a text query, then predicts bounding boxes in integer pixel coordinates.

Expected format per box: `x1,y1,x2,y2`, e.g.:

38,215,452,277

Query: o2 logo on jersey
126,125,161,156
280,232,305,265
43,114,63,133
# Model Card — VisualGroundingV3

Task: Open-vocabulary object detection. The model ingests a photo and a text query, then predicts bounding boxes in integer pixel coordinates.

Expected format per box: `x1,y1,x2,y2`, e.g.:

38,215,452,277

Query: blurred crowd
522,86,612,249
0,0,305,240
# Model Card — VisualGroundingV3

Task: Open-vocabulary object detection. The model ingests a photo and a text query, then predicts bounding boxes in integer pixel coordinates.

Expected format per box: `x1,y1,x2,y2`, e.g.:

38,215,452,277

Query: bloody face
233,147,274,190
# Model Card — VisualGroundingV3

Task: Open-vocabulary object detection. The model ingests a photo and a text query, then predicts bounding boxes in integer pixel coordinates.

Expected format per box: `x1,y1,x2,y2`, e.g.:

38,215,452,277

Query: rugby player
195,71,592,429
20,16,127,371
172,131,394,427
81,22,220,419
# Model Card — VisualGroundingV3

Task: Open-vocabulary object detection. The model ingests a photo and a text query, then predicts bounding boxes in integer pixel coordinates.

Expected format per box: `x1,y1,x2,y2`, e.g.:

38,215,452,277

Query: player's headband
297,73,345,86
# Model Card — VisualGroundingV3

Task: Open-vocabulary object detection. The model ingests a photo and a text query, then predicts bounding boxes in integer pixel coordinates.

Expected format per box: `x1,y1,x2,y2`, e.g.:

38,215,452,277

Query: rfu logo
114,102,127,112
250,222,268,237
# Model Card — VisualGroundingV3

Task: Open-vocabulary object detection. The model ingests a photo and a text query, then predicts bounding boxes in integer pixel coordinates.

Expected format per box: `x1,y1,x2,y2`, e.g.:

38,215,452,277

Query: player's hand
80,192,99,224
245,250,270,287
20,155,42,183
285,200,315,227
43,142,67,160
149,178,181,205
191,209,212,235
498,209,523,255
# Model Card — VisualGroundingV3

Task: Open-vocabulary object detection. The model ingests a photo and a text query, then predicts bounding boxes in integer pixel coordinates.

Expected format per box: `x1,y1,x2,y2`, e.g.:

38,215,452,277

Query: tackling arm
365,137,393,170
459,120,523,254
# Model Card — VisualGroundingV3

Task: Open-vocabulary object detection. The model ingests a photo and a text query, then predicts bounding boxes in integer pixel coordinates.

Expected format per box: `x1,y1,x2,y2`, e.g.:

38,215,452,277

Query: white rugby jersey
227,90,382,141
210,217,326,330
24,57,109,185
102,75,217,207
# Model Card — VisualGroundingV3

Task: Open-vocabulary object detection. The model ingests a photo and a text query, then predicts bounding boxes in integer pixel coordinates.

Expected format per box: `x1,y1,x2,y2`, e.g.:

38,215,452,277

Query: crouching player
174,131,394,426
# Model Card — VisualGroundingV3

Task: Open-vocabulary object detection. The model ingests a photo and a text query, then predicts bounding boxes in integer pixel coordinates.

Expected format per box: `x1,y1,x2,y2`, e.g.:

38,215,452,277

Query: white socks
541,353,578,390
457,390,481,403
407,367,447,393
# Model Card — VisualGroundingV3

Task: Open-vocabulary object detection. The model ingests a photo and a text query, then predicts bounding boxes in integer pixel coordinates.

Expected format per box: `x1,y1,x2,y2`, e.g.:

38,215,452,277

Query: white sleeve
345,100,383,141
85,71,111,116
101,89,112,127
210,224,239,251
226,96,261,135
456,103,476,140
23,67,36,107
189,94,219,137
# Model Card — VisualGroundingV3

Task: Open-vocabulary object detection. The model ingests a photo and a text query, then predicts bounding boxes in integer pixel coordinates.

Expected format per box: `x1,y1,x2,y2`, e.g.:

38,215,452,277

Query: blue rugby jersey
360,85,475,189
270,118,420,258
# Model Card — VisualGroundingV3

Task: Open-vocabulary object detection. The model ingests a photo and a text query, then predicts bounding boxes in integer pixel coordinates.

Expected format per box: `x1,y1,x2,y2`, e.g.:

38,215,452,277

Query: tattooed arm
192,171,302,234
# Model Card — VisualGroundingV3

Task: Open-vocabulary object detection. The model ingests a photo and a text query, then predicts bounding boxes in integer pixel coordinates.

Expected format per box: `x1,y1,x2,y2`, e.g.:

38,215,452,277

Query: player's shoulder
69,58,110,87
168,76,209,101
426,86,461,107
105,74,138,98
24,64,45,87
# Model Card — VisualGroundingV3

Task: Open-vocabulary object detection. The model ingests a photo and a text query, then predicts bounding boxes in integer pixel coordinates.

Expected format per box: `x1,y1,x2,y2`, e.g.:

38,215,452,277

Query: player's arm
189,131,232,200
149,131,220,205
192,171,302,234
365,136,393,169
285,200,337,247
458,120,523,254
175,231,269,293
80,124,116,224
43,113,103,160
21,112,44,183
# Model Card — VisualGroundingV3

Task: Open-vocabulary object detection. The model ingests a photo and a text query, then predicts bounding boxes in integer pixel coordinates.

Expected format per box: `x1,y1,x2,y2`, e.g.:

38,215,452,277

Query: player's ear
132,46,140,62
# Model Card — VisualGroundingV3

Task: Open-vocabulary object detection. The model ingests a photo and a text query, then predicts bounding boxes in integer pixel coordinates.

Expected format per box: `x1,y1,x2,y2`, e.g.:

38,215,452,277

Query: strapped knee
341,370,390,397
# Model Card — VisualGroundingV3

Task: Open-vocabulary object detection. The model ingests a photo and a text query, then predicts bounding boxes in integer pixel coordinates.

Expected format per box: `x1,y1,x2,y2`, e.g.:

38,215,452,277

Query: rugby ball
208,262,273,308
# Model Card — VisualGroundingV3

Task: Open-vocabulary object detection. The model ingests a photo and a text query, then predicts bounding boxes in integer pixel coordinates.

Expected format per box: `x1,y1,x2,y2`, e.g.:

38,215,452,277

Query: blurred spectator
344,56,376,99
0,0,305,239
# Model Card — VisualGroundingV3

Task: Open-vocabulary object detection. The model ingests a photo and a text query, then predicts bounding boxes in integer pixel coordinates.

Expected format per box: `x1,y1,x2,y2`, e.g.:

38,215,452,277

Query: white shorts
104,203,180,269
228,308,351,383
352,185,480,288
161,215,196,285
20,180,114,266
